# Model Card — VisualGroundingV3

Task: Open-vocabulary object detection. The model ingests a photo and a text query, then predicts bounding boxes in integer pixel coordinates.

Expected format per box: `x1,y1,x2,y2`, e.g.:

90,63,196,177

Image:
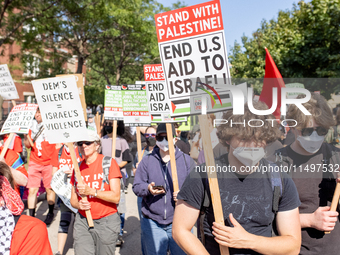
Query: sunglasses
145,133,156,138
156,135,168,142
77,141,95,146
300,127,328,136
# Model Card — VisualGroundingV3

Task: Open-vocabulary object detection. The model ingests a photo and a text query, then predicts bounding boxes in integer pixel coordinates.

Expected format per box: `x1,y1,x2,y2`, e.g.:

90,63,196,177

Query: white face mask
297,131,324,154
232,146,265,167
156,138,169,152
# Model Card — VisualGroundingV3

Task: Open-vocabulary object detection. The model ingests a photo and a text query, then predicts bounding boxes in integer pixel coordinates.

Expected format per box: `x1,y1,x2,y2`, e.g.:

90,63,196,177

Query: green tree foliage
229,0,340,98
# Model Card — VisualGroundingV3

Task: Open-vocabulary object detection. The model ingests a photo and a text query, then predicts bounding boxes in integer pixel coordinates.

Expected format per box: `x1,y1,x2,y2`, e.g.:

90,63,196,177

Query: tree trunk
116,68,121,85
76,56,84,73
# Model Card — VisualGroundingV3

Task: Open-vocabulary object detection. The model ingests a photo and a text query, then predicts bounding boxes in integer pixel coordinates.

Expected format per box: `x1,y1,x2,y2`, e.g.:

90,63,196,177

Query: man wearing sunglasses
269,93,340,255
133,123,196,255
70,130,122,254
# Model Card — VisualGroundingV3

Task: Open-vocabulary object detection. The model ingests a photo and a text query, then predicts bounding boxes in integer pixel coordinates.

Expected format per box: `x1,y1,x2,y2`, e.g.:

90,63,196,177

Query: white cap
86,129,100,142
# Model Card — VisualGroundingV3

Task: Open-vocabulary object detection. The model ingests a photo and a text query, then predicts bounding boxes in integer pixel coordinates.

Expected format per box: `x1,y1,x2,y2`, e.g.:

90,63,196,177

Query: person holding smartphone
133,123,196,255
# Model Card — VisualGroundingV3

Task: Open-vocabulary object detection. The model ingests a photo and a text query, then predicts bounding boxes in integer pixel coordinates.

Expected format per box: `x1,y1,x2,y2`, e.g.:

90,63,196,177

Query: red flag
259,48,285,118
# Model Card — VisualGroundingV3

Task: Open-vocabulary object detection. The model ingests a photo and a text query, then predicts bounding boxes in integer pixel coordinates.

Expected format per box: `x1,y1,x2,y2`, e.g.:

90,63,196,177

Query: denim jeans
141,216,186,255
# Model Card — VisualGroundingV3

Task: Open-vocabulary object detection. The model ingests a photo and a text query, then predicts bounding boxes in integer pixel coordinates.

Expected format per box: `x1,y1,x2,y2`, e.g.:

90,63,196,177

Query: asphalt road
23,177,143,255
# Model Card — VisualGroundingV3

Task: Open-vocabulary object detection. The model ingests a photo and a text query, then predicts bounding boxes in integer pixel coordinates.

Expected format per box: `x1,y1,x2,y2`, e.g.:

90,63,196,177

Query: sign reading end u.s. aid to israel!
121,84,151,126
0,103,38,134
0,64,19,100
31,76,90,143
104,85,123,120
155,0,233,117
144,64,187,123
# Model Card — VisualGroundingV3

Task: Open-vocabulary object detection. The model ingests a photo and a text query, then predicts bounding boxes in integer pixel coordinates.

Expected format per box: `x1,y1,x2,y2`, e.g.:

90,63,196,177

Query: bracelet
94,189,98,197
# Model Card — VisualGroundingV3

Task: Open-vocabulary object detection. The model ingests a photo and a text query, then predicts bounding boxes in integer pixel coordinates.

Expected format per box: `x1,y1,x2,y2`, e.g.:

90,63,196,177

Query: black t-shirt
177,154,301,255
275,144,340,255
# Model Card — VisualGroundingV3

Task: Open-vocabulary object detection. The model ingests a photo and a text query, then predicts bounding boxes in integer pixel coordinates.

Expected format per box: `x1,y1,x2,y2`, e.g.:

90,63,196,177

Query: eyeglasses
77,141,94,146
156,135,168,142
300,127,328,136
145,133,156,138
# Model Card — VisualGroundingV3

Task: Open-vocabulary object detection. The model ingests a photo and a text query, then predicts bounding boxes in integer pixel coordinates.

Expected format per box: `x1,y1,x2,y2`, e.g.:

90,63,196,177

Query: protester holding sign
101,120,133,246
173,102,301,255
24,108,56,224
268,93,340,255
133,123,195,255
50,143,82,255
70,130,122,254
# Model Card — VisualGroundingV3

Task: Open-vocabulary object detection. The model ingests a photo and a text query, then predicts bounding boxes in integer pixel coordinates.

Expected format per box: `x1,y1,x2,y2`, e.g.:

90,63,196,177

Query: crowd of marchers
1,92,340,255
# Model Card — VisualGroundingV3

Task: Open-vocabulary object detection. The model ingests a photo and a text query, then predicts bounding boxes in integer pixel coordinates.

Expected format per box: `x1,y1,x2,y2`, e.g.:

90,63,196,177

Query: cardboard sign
1,103,38,134
121,84,151,126
0,64,19,100
144,64,187,123
51,168,78,213
31,76,90,143
155,0,231,117
104,85,123,120
56,74,87,121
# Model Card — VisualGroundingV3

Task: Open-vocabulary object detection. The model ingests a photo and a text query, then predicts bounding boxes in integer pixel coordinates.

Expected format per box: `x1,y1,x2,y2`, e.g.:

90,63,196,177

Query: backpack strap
58,145,64,161
101,156,111,191
269,162,283,214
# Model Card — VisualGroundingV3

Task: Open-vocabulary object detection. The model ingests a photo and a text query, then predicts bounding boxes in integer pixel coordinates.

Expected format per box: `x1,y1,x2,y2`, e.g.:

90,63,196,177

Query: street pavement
23,177,143,255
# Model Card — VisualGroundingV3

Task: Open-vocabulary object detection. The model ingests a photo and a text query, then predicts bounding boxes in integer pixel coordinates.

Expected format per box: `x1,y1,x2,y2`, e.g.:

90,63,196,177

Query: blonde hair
286,93,335,129
216,101,280,148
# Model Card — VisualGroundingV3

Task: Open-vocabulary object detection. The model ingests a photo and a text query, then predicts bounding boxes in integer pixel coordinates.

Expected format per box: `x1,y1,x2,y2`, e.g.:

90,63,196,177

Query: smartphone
153,185,166,193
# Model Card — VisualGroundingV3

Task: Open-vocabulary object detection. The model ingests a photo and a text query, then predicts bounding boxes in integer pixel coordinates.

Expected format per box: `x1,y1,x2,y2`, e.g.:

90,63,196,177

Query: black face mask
105,126,113,134
146,137,156,147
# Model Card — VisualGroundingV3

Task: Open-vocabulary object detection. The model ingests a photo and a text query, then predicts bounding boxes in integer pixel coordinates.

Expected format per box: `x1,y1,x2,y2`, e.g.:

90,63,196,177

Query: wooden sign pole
136,127,143,163
198,115,229,255
67,142,94,228
166,123,179,192
111,120,117,158
325,183,340,234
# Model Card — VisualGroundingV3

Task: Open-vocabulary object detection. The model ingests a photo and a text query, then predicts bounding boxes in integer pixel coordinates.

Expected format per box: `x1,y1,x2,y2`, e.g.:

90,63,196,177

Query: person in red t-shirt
23,109,56,225
51,143,82,255
3,134,23,154
70,130,122,255
0,146,28,195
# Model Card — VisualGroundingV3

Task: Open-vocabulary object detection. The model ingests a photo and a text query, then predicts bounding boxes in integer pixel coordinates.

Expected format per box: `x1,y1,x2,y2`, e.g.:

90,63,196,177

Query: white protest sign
144,64,187,123
31,76,90,143
1,103,38,134
155,0,231,117
51,168,77,213
122,84,151,126
0,64,19,100
104,85,123,120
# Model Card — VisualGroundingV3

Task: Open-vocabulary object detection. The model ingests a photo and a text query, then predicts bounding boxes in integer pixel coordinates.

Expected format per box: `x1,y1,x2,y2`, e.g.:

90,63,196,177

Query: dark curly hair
0,162,15,198
216,101,280,148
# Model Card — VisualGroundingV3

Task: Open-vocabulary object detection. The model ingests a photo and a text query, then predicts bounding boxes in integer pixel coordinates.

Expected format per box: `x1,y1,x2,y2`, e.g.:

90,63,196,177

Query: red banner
155,0,223,43
144,64,165,81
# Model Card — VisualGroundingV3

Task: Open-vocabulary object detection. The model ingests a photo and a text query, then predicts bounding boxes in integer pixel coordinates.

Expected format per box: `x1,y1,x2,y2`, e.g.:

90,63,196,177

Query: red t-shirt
70,154,122,219
4,134,23,154
28,129,55,165
10,215,53,255
0,147,27,194
51,145,83,169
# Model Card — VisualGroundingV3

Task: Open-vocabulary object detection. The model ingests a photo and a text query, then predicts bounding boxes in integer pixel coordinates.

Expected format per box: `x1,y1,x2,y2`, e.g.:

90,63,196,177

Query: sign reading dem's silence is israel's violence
32,76,89,144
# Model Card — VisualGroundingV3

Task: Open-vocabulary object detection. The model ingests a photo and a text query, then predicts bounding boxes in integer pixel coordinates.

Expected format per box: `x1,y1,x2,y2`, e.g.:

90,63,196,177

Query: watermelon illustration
142,86,146,90
122,85,127,90
106,85,111,89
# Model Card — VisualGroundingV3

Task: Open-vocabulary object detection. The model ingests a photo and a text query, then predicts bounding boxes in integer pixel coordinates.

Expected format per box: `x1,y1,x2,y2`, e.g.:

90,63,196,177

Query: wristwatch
94,189,98,197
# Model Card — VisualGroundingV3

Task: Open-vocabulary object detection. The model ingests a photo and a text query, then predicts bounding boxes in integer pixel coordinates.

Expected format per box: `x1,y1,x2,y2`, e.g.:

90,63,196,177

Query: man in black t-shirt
268,93,340,255
172,102,301,255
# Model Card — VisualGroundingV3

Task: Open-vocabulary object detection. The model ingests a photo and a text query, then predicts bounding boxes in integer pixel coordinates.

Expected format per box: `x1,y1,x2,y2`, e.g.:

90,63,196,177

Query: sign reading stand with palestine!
155,0,232,117
1,103,38,134
122,84,151,126
0,64,19,100
144,64,187,123
31,76,90,143
104,85,123,120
